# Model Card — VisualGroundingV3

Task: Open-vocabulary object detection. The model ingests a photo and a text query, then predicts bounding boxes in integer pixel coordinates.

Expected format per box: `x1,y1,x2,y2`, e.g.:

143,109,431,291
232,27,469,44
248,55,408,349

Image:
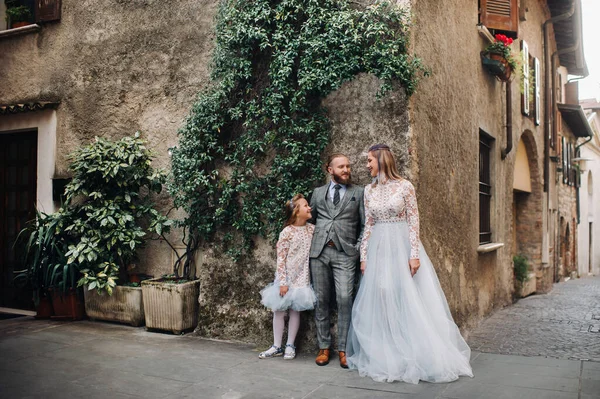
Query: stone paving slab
1,318,599,399
467,276,600,362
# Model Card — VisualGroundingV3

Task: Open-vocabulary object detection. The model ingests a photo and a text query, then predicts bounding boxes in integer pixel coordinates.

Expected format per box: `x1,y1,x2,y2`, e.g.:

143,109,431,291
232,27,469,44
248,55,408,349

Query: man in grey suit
309,153,365,368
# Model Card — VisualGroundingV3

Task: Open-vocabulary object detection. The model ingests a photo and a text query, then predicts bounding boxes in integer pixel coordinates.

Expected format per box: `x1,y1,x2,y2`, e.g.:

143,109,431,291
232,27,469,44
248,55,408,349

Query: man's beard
332,171,351,185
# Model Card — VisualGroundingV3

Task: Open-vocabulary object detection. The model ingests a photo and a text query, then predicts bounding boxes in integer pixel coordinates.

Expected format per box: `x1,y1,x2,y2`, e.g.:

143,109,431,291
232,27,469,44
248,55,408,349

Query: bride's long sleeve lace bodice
359,179,420,262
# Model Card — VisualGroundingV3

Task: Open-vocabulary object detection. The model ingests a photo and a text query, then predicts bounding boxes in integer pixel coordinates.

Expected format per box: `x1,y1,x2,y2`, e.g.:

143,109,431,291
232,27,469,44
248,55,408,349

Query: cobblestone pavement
468,275,600,362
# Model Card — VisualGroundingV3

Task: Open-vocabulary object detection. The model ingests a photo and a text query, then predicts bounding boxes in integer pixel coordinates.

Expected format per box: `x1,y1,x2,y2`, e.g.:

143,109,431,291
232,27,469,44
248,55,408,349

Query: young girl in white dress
259,194,317,360
346,144,474,384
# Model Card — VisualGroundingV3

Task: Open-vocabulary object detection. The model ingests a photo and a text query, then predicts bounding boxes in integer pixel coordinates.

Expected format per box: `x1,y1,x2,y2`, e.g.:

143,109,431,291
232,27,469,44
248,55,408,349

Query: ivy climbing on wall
169,0,427,258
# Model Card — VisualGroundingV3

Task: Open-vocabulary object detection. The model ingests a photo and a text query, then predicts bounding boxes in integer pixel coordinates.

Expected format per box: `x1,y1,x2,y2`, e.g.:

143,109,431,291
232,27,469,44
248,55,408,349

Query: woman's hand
279,285,289,296
360,261,367,275
409,258,420,277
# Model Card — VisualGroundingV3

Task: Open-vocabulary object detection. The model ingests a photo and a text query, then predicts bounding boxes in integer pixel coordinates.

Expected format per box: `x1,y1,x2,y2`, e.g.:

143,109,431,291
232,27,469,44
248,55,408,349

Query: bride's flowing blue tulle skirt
346,221,474,384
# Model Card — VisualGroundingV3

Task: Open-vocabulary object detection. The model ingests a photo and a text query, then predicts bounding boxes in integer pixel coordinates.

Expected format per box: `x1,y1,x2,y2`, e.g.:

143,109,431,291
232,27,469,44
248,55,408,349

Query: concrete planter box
84,286,145,327
517,272,537,298
141,278,200,334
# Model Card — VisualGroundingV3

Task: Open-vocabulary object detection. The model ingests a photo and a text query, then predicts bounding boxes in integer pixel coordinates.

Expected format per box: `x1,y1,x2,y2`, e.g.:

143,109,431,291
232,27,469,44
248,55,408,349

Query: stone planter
84,286,145,327
516,272,537,298
141,278,200,334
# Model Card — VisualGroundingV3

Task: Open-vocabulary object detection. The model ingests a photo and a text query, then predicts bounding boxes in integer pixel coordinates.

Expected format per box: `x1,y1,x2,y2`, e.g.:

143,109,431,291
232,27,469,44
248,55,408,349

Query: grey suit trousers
310,246,357,351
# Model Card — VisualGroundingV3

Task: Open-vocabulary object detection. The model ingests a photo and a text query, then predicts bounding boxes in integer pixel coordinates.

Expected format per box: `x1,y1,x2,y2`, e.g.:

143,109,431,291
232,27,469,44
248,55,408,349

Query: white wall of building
0,110,58,214
578,111,600,276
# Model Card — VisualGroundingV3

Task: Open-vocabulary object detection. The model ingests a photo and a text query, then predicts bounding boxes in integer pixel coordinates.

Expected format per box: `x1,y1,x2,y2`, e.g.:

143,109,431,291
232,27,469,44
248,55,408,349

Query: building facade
578,99,600,276
0,0,592,343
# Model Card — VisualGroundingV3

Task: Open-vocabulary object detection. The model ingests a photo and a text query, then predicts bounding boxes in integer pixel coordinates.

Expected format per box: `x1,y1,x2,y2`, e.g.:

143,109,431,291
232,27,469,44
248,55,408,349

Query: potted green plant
513,254,535,298
6,5,32,29
481,34,517,82
141,234,199,334
61,133,172,326
14,209,83,319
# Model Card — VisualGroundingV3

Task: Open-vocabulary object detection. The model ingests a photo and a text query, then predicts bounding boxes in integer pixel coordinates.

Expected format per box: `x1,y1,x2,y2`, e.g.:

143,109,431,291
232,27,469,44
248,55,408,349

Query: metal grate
479,133,493,244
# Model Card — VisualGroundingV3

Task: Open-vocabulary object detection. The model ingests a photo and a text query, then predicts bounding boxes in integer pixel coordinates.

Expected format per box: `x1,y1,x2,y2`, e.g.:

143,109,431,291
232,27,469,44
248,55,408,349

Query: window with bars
479,130,494,244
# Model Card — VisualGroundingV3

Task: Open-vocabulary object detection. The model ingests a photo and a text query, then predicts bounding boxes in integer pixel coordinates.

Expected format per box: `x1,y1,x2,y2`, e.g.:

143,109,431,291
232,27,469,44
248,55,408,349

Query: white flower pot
141,277,200,334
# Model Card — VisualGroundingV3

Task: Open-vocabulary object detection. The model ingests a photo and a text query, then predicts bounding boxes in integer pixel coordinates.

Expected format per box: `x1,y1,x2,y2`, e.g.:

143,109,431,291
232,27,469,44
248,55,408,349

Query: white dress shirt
328,180,347,203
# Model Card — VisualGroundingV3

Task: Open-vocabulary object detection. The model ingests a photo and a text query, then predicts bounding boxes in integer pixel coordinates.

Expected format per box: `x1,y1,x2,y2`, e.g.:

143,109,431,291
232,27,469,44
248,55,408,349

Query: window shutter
534,57,540,126
569,143,577,186
480,0,519,35
521,41,530,116
35,0,61,23
567,142,573,186
562,137,568,184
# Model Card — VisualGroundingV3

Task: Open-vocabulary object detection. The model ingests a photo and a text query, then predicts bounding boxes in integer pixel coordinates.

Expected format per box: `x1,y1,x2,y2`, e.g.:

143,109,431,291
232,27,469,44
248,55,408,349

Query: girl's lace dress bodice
360,179,420,261
275,224,314,287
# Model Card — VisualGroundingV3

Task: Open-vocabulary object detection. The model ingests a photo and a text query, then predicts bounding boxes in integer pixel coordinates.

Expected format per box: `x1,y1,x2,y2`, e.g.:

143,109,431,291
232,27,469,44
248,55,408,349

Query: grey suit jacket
309,183,365,258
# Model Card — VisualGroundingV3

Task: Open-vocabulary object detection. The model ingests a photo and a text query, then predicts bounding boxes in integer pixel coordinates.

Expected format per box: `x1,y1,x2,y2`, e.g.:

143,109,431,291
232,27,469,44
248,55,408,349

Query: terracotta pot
34,296,54,319
50,289,85,320
11,21,31,29
128,273,141,283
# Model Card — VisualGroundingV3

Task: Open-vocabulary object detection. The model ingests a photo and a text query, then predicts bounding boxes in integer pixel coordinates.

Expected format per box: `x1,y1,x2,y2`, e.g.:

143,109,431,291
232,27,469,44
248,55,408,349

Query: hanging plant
169,0,428,258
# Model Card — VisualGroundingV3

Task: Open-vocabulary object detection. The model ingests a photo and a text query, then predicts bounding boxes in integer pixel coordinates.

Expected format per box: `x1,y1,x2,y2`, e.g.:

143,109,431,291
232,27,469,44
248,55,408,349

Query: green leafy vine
170,0,427,257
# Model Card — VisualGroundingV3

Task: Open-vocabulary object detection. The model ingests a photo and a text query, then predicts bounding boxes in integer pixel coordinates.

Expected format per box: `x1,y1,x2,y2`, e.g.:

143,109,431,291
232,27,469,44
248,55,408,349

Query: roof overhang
0,102,60,115
547,0,588,77
557,103,594,137
580,98,600,111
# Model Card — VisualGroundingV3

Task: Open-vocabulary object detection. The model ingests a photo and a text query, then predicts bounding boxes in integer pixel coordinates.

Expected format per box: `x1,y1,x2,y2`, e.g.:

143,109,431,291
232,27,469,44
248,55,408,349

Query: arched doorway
512,131,543,296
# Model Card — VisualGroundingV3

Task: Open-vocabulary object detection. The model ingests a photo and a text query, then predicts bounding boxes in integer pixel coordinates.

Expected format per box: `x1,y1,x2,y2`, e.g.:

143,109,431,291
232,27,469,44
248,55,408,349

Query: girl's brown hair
368,144,403,185
284,193,306,227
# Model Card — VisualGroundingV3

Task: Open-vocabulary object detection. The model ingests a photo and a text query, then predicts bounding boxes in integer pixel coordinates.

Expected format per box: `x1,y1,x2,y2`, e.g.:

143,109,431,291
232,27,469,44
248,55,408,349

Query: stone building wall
557,123,579,279
0,0,582,346
409,0,555,328
0,1,412,348
0,0,220,278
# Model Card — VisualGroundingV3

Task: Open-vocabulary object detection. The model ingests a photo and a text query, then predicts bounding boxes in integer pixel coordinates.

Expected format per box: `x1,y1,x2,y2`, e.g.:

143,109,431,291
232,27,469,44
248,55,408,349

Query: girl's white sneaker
259,345,283,359
283,344,296,360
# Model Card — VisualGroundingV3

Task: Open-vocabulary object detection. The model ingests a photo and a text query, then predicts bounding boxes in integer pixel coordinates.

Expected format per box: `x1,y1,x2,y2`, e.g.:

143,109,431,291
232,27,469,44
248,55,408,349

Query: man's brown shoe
339,351,348,369
315,349,330,366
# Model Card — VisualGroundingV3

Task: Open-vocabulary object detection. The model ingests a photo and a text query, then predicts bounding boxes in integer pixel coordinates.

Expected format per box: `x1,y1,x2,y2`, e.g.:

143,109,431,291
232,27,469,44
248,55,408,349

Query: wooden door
0,131,37,310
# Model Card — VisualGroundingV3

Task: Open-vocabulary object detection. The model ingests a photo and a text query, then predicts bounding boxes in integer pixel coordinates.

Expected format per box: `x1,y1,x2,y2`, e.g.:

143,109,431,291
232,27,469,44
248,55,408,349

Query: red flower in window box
481,34,519,81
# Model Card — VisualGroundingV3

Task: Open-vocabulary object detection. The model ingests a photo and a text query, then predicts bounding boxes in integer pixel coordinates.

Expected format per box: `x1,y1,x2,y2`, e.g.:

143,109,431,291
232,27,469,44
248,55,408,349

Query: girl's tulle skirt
346,221,474,384
260,284,317,312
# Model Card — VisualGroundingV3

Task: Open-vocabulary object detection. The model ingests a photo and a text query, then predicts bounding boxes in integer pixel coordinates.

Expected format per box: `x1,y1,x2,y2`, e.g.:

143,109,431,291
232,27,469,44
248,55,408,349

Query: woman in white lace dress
346,144,473,384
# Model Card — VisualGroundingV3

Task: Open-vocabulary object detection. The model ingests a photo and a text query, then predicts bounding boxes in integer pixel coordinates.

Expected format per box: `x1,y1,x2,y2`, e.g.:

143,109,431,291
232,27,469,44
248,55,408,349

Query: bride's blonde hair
368,144,402,185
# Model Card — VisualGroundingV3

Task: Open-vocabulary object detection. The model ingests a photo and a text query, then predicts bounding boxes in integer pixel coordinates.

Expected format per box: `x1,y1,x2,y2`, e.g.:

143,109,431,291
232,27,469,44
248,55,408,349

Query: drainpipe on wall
543,3,576,193
575,135,593,224
501,82,513,159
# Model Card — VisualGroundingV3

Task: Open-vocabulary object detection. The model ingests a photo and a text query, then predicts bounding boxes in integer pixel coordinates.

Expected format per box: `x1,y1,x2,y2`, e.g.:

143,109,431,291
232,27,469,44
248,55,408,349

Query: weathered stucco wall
0,0,219,278
1,0,578,347
196,74,410,349
409,0,553,329
0,0,412,348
